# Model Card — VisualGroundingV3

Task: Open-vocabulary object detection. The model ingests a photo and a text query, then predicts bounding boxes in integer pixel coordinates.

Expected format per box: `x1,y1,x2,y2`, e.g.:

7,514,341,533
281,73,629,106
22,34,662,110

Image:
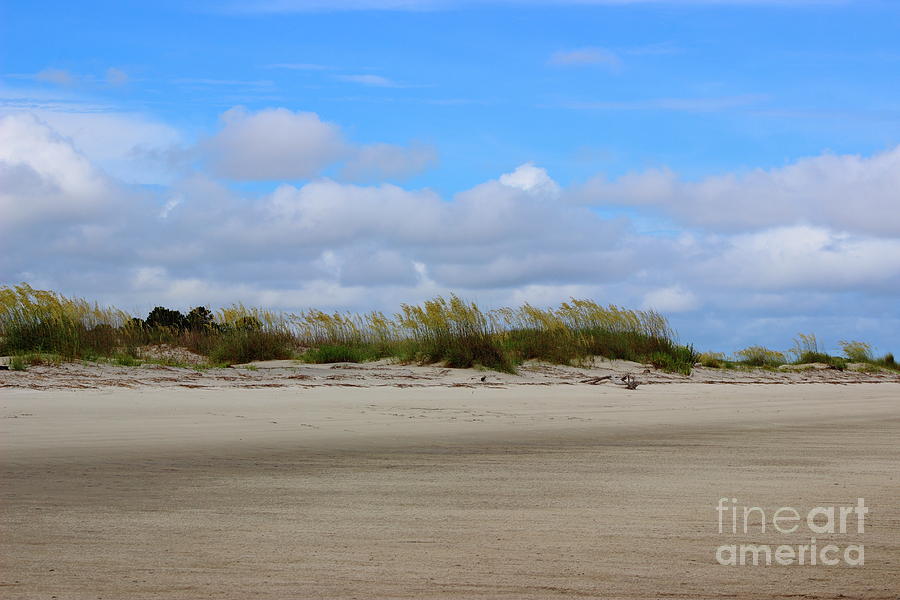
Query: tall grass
0,284,135,358
726,335,898,372
0,284,294,365
0,284,696,373
6,283,898,376
734,346,786,367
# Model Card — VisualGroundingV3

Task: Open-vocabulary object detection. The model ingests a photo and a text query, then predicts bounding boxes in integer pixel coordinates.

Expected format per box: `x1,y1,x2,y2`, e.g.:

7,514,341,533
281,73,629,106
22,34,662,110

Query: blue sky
1,0,899,354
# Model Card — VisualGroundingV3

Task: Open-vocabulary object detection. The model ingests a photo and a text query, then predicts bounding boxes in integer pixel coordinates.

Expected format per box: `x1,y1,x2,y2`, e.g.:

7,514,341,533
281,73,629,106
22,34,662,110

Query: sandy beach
1,376,898,599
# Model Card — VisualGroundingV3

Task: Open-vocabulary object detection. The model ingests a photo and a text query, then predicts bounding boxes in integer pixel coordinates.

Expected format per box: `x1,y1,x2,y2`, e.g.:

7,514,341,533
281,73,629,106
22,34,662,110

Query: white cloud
25,110,183,184
571,146,900,236
642,286,699,313
0,113,112,230
499,162,561,197
205,107,348,180
572,145,900,236
159,196,182,219
203,106,434,181
692,226,900,292
548,47,622,70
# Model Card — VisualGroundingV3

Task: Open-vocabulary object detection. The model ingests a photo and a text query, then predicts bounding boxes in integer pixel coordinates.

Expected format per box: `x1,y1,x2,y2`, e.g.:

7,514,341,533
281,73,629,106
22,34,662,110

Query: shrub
205,329,295,365
648,350,693,375
186,306,215,331
698,352,726,368
145,306,186,330
735,346,785,367
301,344,384,364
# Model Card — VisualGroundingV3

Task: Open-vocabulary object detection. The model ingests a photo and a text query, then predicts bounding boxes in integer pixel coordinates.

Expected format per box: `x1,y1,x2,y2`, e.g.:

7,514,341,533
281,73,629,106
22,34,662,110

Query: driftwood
580,375,612,385
619,374,640,390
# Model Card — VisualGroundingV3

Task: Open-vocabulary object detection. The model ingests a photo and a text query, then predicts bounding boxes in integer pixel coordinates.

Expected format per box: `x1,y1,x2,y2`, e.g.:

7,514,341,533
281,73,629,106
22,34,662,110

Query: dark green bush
146,306,186,330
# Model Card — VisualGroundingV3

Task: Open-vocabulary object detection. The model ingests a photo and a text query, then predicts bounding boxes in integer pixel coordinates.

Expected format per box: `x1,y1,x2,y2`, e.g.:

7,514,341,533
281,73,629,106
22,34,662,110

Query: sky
1,0,899,354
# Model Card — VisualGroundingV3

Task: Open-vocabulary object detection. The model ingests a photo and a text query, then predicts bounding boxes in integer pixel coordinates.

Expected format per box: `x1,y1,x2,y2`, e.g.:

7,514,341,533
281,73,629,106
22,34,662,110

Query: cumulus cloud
203,106,435,182
205,107,347,180
0,113,112,230
571,145,900,236
499,163,561,197
691,226,900,293
25,110,183,184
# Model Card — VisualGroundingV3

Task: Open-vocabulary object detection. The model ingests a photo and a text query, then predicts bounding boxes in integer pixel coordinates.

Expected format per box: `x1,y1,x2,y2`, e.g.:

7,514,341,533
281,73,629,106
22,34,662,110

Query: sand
1,379,898,598
2,356,898,391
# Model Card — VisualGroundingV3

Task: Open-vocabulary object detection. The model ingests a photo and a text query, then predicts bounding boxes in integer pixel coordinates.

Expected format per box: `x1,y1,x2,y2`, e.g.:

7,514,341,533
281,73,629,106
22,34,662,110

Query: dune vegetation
1,283,894,375
701,333,896,372
1,283,696,373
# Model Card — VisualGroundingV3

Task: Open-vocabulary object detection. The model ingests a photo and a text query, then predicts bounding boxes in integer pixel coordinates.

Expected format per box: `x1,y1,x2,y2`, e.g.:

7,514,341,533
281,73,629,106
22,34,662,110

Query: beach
2,375,898,599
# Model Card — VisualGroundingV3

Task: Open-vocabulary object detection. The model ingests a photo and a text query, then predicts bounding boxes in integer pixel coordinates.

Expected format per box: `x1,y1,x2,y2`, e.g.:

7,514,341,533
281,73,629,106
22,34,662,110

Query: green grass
301,344,387,364
697,352,726,368
112,354,142,367
734,346,786,368
202,330,295,365
794,351,847,370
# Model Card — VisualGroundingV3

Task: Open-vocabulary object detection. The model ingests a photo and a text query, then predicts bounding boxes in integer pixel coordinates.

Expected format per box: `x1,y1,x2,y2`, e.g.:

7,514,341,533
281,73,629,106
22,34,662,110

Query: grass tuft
734,346,785,368
698,352,726,368
301,344,386,364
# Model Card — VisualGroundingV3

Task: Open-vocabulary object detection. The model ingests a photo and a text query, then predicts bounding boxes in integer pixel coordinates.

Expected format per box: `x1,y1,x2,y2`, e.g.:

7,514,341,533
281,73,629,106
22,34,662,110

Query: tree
186,306,215,331
145,306,186,330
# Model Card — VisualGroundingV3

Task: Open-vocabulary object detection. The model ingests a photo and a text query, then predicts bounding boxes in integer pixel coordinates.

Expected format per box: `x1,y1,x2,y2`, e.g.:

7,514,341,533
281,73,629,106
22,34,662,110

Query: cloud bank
571,146,900,236
1,109,898,352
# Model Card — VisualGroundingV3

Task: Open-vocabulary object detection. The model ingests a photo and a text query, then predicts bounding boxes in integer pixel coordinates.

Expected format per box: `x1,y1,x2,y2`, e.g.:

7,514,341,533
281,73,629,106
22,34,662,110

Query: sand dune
2,382,898,598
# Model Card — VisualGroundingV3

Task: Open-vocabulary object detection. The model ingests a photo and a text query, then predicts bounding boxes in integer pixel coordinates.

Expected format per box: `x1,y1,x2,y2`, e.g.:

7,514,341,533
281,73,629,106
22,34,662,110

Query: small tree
146,306,186,330
186,306,215,331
